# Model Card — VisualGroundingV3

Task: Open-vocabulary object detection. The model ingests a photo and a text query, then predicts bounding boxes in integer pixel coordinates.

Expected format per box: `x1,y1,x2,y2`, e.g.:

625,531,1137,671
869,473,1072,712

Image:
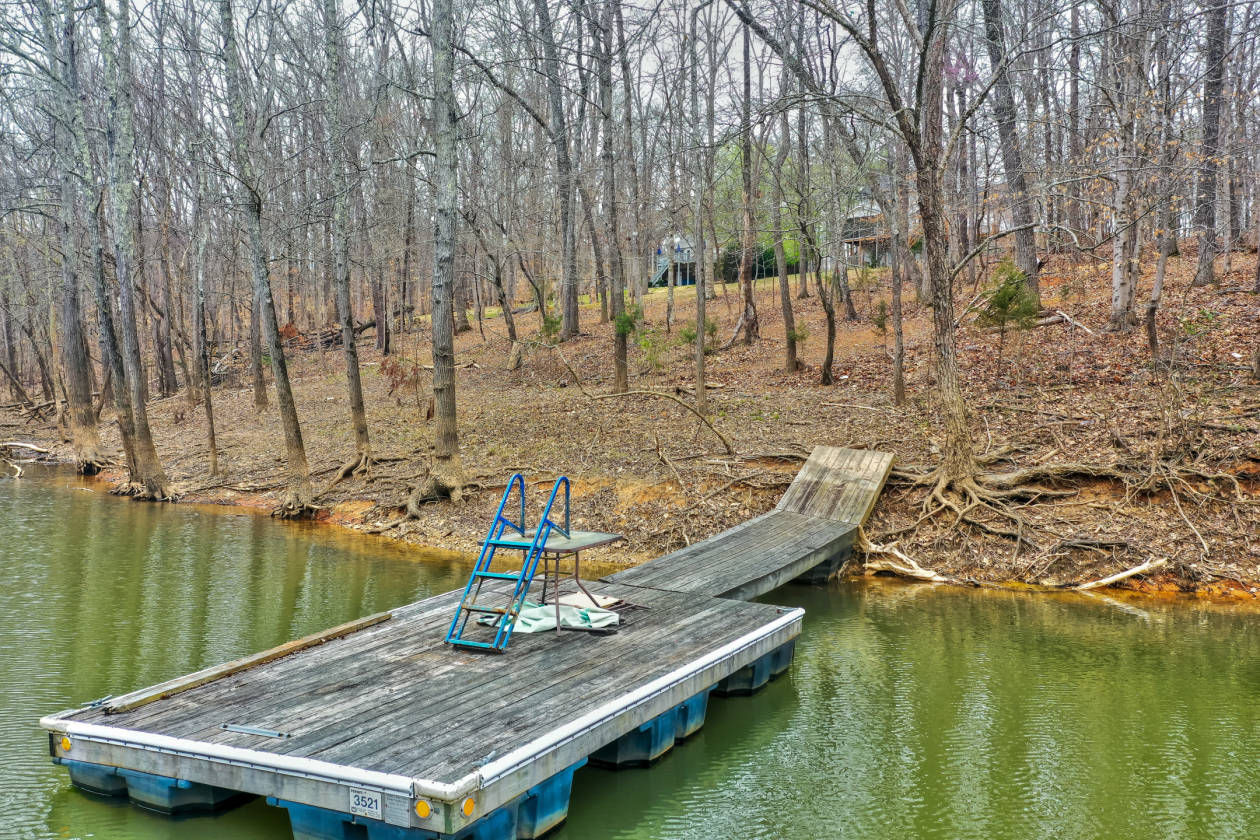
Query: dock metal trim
39,718,420,795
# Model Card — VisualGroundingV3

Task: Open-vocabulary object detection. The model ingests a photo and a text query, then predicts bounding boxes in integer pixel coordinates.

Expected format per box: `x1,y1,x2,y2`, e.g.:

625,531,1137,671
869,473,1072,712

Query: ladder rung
474,570,521,580
448,638,503,650
486,537,532,548
461,604,515,615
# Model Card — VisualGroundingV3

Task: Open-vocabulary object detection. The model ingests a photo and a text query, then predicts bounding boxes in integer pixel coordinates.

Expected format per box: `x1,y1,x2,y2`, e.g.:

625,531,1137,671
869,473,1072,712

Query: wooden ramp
607,446,894,600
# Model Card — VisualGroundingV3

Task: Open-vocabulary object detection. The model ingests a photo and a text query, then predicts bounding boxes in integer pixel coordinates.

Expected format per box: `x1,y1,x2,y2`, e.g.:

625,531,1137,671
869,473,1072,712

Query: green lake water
3,467,1259,839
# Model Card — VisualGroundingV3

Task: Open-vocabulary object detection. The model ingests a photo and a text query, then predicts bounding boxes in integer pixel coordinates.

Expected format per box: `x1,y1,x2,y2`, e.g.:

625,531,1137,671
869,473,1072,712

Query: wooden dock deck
41,444,892,840
606,446,894,599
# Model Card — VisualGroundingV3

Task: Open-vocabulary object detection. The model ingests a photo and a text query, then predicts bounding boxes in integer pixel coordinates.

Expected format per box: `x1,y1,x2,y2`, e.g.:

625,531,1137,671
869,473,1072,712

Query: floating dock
41,445,892,840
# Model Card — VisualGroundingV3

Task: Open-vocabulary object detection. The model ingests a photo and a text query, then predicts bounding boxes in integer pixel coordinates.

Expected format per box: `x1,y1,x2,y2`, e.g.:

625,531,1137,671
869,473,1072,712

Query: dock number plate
349,787,383,820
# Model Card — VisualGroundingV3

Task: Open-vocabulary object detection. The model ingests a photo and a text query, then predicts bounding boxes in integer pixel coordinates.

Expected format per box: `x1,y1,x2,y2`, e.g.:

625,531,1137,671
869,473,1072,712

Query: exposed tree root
891,452,1247,559
365,461,476,535
76,451,108,476
857,528,958,583
273,483,321,520
320,450,378,496
407,470,465,512
109,480,176,502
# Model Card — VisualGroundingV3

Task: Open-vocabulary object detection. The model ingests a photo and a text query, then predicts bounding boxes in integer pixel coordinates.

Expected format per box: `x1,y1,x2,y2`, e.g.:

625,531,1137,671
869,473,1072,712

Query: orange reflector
60,736,71,752
415,800,431,819
462,797,475,817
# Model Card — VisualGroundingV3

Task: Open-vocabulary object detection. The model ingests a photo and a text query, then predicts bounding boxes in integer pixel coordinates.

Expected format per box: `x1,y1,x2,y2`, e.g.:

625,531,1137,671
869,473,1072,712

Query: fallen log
1074,558,1168,591
0,441,50,454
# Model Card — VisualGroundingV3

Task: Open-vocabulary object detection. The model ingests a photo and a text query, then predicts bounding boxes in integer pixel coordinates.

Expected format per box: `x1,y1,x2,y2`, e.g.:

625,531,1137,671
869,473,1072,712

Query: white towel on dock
478,601,619,633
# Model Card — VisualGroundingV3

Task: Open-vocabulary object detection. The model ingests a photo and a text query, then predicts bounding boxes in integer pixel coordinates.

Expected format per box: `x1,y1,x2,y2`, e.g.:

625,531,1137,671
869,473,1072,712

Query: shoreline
11,447,1259,606
4,257,1258,602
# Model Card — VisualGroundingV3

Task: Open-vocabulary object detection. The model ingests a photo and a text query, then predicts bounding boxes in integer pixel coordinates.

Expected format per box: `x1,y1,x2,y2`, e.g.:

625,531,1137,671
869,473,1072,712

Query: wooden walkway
607,446,894,600
41,444,892,840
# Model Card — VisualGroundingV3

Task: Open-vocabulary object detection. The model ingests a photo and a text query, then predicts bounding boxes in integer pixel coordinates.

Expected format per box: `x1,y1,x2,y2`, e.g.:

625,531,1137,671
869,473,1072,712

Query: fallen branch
552,347,735,455
654,433,687,489
1053,310,1095,335
821,402,892,412
1074,558,1168,591
0,441,50,454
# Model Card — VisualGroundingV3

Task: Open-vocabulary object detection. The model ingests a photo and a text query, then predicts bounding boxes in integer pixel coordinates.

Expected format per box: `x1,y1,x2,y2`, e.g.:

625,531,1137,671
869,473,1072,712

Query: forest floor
4,246,1260,598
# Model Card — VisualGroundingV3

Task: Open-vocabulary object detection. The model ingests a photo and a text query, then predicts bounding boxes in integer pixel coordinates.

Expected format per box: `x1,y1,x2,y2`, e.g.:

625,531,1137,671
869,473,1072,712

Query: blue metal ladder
445,474,571,652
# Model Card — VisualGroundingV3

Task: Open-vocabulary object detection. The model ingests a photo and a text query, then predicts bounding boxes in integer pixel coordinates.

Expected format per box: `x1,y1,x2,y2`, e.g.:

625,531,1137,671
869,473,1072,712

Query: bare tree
1191,0,1227,287
219,0,314,516
423,0,465,501
35,0,104,473
980,0,1039,298
323,0,373,483
97,0,172,498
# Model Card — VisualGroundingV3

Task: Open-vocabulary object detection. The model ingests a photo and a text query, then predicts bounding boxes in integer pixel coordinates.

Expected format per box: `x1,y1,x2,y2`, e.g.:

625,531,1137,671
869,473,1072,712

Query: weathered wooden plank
364,598,749,775
606,510,853,600
776,445,894,524
101,610,395,715
97,595,459,730
282,585,731,765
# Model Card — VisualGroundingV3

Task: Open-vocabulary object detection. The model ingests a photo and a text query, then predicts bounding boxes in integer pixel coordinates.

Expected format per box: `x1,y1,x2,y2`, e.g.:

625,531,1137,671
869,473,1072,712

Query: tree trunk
578,183,609,326
155,208,180,397
534,0,578,340
689,4,707,413
323,0,371,468
192,165,218,476
453,274,472,333
772,110,797,372
980,0,1039,297
428,0,463,495
1192,0,1227,287
249,291,267,409
890,233,906,405
819,261,836,385
1145,19,1175,367
891,146,910,406
220,0,313,515
737,24,759,344
1,292,19,403
599,1,628,393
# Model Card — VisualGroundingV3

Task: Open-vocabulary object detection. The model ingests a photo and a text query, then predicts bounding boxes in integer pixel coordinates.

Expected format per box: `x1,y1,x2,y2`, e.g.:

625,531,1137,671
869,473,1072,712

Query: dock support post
674,686,713,740
590,706,679,767
714,641,796,695
116,767,253,814
61,759,128,797
516,759,585,839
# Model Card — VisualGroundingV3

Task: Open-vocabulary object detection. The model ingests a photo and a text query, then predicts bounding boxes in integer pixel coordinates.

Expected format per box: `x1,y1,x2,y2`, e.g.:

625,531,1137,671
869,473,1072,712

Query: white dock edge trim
38,718,430,798
470,606,805,787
